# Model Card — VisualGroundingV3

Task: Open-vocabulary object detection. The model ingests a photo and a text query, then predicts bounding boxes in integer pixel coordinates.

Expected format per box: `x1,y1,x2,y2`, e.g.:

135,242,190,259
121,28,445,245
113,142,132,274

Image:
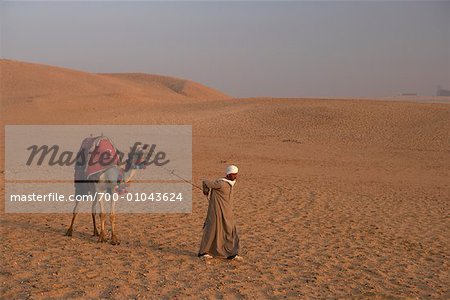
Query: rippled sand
1,60,449,299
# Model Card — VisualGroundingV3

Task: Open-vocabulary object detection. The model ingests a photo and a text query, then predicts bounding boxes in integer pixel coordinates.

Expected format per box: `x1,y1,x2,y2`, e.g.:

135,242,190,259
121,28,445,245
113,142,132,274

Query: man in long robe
198,165,242,261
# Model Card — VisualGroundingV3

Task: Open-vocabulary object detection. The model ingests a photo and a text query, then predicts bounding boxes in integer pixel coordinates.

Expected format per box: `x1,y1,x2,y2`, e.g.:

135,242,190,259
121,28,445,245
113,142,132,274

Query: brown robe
199,178,239,257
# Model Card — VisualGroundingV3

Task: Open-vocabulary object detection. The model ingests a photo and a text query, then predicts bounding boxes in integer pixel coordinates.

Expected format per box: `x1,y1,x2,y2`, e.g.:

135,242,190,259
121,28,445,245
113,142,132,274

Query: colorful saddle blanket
74,136,120,196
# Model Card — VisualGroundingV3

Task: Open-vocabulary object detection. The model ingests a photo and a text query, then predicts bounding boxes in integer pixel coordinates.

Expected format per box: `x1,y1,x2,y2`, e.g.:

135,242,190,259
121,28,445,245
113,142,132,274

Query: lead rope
160,166,203,191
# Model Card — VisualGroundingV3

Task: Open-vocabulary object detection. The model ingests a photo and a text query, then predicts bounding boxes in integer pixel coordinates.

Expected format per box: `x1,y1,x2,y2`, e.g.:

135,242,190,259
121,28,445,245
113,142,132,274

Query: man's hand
202,181,210,196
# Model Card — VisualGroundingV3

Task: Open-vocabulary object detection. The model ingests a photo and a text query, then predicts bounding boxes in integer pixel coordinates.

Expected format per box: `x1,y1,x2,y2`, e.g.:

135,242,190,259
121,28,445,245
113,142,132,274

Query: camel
65,144,148,245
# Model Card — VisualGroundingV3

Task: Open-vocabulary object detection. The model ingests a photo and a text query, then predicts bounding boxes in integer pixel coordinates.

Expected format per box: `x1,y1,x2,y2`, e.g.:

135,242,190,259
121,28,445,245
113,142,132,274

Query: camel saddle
74,136,120,196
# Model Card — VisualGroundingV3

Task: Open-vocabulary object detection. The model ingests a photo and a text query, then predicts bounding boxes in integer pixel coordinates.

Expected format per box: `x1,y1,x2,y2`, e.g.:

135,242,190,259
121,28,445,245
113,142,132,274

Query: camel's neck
121,167,137,183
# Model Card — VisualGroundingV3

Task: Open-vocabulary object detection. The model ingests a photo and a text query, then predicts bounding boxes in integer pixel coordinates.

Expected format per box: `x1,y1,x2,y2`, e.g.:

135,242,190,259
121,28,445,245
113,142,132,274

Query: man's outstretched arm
202,179,223,195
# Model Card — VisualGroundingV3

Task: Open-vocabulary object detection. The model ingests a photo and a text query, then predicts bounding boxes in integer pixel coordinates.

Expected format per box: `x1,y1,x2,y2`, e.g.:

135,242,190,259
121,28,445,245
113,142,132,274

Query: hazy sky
1,1,449,98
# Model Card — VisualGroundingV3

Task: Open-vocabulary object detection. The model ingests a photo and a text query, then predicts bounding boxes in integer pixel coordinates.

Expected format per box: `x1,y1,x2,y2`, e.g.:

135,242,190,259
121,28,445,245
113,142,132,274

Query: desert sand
0,60,449,299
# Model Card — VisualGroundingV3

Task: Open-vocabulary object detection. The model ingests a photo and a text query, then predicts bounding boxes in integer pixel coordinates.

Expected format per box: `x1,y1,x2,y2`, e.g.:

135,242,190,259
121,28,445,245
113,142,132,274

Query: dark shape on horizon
436,85,450,97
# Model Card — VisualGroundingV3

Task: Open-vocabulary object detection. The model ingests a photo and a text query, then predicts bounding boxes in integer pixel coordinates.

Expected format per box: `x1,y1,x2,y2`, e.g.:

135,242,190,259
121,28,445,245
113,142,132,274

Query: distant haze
1,1,449,98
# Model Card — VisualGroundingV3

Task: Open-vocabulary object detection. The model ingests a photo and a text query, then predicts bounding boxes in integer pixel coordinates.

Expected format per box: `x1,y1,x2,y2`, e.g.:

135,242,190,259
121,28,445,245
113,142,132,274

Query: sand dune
0,59,229,107
103,73,230,101
1,60,449,299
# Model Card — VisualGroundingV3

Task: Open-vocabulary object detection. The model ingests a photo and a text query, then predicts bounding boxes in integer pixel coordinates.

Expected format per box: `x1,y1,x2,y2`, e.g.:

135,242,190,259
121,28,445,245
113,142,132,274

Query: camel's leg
91,197,99,236
97,193,108,243
109,188,120,245
110,213,120,245
65,200,80,236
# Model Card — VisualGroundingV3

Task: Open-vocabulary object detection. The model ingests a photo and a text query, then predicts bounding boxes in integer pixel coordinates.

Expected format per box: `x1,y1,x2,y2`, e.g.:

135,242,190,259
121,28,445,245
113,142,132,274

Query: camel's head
125,143,150,170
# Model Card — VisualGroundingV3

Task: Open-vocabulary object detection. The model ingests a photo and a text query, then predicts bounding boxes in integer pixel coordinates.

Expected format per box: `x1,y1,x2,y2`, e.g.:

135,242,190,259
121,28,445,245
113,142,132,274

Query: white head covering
226,165,239,175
